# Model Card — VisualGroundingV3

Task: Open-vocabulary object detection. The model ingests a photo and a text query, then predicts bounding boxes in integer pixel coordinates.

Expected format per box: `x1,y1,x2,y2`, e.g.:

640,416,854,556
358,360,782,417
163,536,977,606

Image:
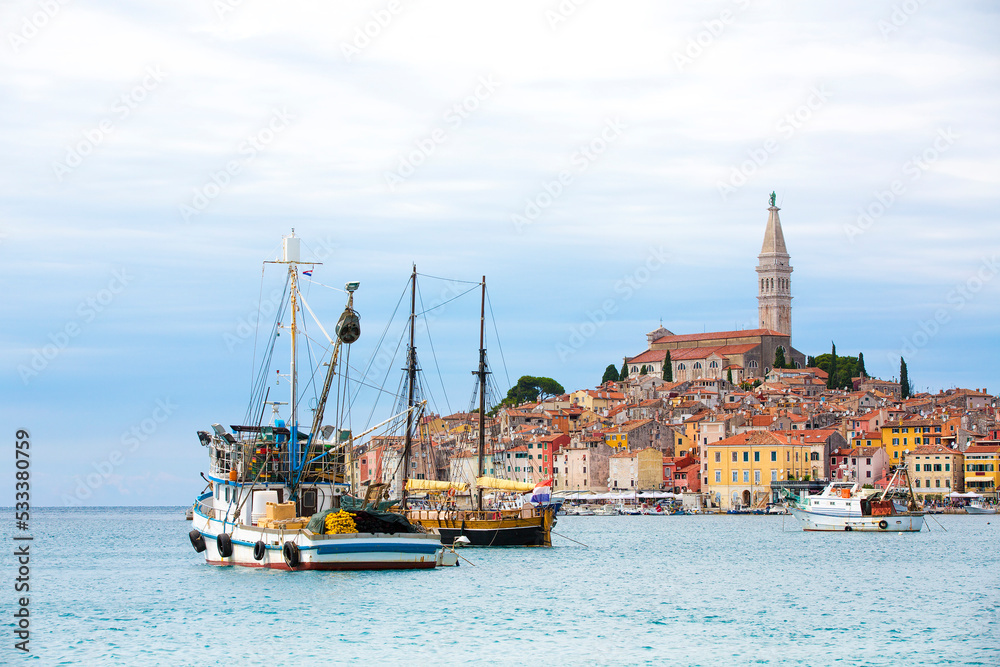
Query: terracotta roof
668,343,760,361
652,329,786,345
910,444,961,456
627,349,668,364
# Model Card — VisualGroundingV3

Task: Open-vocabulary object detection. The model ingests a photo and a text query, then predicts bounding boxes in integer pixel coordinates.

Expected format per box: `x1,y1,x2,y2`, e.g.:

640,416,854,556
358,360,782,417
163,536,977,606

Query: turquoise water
8,508,999,665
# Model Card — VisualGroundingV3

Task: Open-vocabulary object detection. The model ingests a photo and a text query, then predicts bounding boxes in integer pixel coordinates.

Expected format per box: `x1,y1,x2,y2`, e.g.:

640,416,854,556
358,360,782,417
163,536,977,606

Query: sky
3,1,999,505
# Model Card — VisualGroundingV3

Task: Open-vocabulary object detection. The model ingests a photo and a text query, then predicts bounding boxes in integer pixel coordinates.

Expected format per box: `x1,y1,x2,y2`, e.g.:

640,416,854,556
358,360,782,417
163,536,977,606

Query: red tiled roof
652,329,787,344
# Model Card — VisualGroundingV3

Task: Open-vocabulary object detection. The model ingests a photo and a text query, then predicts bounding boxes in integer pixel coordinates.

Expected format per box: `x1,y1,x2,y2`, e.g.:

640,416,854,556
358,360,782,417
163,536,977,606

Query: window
892,438,899,445
754,452,760,462
933,464,942,472
693,362,702,369
709,361,718,369
743,470,749,483
915,479,920,487
678,363,686,370
811,452,820,461
945,463,949,471
915,464,921,472
915,438,921,445
732,452,738,462
771,451,777,461
866,470,872,478
754,470,761,484
935,479,941,488
732,471,738,483
866,458,871,465
743,452,749,462
946,479,950,488
583,467,586,473
715,470,721,483
715,452,721,463
771,470,777,482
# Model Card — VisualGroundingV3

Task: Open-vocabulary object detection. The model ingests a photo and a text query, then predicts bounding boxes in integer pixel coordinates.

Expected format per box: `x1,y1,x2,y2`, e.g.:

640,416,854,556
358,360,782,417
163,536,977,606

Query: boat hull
193,510,452,570
409,508,556,547
965,506,996,515
789,507,924,532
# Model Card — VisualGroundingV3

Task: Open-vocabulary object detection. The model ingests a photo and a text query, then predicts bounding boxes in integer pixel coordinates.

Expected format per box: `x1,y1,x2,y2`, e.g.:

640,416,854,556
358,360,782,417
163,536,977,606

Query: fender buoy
282,541,300,568
844,526,852,532
189,529,206,553
253,540,266,561
217,532,233,558
878,520,889,530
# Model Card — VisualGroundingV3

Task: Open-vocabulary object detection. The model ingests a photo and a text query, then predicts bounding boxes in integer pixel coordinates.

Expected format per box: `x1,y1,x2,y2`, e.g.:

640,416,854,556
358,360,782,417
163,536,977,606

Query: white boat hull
193,510,456,570
789,507,924,532
965,506,996,515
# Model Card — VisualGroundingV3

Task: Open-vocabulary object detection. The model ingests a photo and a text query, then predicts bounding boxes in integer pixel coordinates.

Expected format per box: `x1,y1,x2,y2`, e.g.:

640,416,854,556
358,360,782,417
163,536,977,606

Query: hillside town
351,199,998,511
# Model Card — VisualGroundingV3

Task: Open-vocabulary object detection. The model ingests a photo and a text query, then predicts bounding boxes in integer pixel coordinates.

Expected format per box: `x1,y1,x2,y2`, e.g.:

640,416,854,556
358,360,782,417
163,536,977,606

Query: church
626,196,806,383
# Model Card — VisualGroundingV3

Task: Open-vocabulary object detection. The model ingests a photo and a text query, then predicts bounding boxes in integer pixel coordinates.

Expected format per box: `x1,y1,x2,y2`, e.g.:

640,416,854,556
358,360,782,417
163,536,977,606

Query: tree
857,352,866,378
601,364,619,385
900,357,910,399
806,355,815,367
504,376,565,406
639,364,649,375
726,368,733,384
619,361,629,381
774,346,787,370
662,351,673,382
814,351,860,391
827,342,837,389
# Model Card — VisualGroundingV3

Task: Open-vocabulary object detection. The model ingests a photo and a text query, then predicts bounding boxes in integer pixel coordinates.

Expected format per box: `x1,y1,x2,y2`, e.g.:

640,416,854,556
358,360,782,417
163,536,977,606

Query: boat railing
407,507,549,522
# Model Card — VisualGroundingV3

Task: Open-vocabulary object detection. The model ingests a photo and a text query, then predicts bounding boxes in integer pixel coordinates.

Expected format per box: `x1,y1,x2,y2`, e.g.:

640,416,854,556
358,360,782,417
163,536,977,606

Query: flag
302,270,313,276
530,478,552,504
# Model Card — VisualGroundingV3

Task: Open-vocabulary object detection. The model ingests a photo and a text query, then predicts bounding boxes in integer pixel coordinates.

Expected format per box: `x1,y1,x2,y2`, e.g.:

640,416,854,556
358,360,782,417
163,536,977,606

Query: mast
477,276,487,511
289,262,299,476
401,265,417,510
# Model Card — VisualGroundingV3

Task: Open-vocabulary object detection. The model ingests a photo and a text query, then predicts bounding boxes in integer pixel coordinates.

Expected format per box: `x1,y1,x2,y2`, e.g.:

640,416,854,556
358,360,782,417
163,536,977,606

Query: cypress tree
774,346,787,369
900,357,910,399
858,352,866,378
827,342,837,389
640,365,649,375
662,350,673,382
619,361,629,382
727,368,733,384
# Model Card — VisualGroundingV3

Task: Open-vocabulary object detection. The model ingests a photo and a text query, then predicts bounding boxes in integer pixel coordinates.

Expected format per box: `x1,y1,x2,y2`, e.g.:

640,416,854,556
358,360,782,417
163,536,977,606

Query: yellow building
636,448,664,491
881,417,959,466
963,443,1000,496
851,431,882,449
704,431,814,510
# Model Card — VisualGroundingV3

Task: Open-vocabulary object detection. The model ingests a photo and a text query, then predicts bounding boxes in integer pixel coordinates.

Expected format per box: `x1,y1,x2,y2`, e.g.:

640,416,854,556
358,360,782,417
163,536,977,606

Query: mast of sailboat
476,276,487,511
401,265,418,510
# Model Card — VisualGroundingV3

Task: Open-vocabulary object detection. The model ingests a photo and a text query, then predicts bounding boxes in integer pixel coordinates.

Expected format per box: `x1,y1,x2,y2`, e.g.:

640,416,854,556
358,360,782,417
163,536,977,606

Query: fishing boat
403,274,557,547
785,467,924,532
188,232,456,570
965,498,996,515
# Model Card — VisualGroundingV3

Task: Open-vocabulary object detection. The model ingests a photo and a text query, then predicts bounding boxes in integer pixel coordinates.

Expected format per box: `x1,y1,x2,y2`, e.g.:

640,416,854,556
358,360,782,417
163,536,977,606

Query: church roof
651,328,786,345
760,205,788,256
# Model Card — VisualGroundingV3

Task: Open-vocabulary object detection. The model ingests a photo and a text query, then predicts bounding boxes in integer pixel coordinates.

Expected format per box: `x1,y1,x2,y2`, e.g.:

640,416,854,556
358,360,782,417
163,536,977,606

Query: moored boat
785,467,924,532
188,233,455,570
965,498,997,515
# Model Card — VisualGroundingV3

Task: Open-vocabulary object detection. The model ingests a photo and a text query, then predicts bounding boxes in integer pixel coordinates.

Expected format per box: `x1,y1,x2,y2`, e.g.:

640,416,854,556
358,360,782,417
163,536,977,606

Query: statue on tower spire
769,191,776,207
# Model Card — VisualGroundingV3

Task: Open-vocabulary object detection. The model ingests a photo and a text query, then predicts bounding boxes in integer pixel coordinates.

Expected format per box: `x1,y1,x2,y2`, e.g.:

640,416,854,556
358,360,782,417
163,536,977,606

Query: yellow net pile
324,510,357,535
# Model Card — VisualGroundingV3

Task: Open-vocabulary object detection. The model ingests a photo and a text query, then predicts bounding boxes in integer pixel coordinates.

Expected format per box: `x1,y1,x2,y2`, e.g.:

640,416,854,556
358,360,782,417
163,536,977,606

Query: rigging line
415,272,481,285
361,322,410,432
415,284,482,317
347,280,409,413
250,264,267,405
416,284,451,416
485,288,511,391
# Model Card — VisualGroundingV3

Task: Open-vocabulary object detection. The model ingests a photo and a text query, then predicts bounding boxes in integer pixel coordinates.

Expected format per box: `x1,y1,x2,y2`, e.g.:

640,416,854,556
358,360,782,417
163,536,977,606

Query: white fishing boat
965,498,996,515
188,232,456,570
785,468,925,532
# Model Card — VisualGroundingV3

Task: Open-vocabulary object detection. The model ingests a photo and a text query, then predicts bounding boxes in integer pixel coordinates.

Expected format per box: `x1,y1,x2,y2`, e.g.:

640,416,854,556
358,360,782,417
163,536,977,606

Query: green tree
900,357,910,399
662,351,673,381
806,355,815,367
504,376,565,405
726,368,733,384
639,364,649,375
857,352,866,378
601,364,619,385
813,349,860,391
774,346,787,369
619,361,629,382
827,342,837,389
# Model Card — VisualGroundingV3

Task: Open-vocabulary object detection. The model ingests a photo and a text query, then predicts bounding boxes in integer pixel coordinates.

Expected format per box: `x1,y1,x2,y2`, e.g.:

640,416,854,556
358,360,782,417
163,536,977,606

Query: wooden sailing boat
404,274,557,547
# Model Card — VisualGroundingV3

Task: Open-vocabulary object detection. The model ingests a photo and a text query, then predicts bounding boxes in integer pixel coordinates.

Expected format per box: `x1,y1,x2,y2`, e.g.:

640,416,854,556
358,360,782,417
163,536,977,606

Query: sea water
7,507,999,666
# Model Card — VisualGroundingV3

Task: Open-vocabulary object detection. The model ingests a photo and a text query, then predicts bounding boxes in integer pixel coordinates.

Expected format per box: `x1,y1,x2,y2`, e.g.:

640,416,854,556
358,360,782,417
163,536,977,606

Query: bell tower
756,192,792,334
